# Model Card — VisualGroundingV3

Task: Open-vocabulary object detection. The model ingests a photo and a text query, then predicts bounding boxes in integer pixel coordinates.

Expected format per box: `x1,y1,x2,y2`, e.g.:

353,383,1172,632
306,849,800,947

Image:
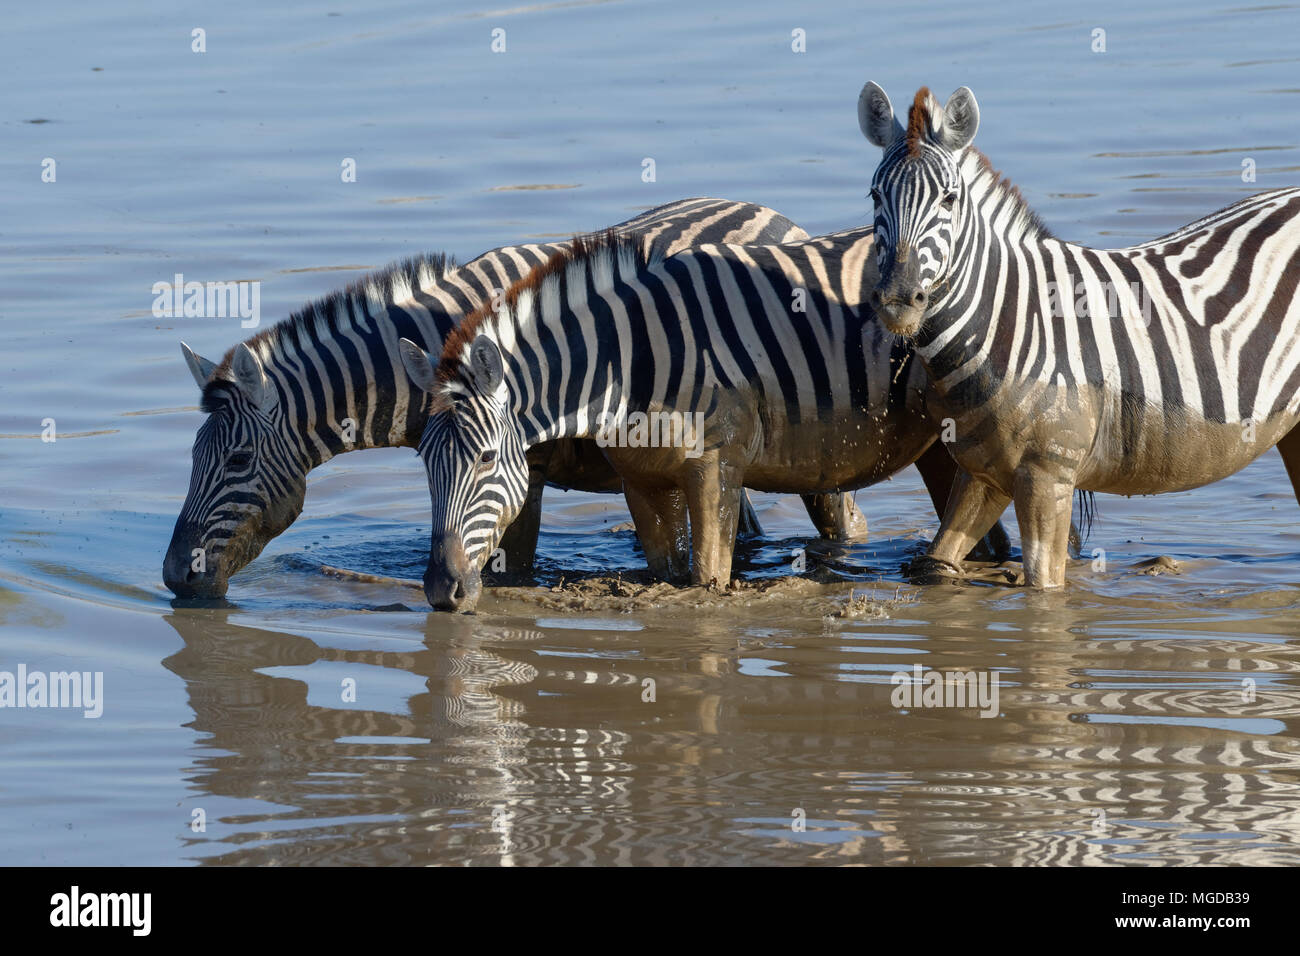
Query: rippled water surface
3,0,1300,865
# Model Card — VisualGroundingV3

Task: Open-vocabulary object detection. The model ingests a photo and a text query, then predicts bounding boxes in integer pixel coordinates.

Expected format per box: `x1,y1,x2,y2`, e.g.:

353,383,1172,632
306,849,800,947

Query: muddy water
3,0,1300,865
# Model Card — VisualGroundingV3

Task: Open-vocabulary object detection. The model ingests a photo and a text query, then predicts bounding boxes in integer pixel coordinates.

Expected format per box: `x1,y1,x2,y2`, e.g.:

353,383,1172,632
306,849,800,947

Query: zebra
162,198,867,598
398,226,1017,612
858,81,1300,588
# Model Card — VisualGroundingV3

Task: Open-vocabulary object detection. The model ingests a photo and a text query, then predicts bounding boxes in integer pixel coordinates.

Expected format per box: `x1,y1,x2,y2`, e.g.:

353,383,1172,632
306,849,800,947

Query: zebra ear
399,337,437,394
858,81,901,149
938,87,979,151
469,336,504,395
180,341,217,390
231,342,276,412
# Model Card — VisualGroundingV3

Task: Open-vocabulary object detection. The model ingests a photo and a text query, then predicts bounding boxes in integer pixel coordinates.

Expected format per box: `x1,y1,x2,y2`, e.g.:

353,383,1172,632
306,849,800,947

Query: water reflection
163,609,534,863
157,594,1300,865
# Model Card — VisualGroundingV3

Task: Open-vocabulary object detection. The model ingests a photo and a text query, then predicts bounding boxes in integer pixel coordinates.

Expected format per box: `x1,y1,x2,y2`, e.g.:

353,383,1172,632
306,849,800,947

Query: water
3,0,1300,865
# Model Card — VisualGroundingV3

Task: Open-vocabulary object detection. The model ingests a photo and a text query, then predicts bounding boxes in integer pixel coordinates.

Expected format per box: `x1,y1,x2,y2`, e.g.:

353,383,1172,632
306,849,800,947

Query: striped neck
913,150,1051,381
211,254,473,467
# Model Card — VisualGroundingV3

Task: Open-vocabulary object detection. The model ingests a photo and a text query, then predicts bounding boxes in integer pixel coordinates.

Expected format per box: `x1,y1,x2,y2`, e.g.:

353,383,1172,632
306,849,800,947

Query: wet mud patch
491,569,922,618
1132,555,1183,576
898,554,1203,588
314,560,920,618
319,564,421,589
902,555,1028,587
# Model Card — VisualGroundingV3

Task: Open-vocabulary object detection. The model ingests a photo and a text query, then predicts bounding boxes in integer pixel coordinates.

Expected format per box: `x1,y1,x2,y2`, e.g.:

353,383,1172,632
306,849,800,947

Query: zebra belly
934,375,1295,498
537,439,625,493
1079,406,1299,496
741,415,936,494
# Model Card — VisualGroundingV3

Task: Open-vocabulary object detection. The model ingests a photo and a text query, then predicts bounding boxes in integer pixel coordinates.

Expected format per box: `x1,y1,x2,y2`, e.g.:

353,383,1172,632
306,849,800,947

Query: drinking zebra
858,81,1300,587
399,227,1015,612
162,198,867,598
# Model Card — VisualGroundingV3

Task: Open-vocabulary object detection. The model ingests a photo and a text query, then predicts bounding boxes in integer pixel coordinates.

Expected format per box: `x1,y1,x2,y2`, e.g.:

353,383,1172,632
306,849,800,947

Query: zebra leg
684,460,743,588
1274,424,1300,507
801,493,868,540
657,488,868,542
913,441,1011,561
1012,466,1075,589
737,489,764,537
915,470,1012,579
623,482,691,583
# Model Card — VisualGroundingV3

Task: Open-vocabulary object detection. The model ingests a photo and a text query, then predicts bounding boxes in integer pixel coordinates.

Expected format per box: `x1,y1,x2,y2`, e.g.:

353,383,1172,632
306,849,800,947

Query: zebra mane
964,148,1054,242
199,252,458,409
435,229,653,388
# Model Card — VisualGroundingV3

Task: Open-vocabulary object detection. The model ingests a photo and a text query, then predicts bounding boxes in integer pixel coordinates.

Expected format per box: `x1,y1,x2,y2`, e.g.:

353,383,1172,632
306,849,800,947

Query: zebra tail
1073,489,1097,550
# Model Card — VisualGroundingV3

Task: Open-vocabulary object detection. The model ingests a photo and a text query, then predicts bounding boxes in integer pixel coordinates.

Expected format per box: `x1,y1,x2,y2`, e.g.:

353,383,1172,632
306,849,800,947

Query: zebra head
163,341,307,598
399,334,529,613
859,82,980,337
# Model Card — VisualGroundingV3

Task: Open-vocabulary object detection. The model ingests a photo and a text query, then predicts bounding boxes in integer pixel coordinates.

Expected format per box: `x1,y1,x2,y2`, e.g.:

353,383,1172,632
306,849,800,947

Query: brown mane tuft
435,228,643,385
904,86,934,157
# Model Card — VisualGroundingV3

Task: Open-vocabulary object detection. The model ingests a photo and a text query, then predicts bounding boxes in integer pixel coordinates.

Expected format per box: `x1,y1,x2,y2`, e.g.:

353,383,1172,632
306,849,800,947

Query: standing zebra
399,227,1014,612
858,82,1300,588
162,198,866,598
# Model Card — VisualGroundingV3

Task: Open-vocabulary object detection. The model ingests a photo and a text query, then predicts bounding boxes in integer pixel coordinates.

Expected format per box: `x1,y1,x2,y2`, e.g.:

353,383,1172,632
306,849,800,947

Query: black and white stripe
860,82,1300,586
872,135,1300,440
404,223,994,602
163,198,832,597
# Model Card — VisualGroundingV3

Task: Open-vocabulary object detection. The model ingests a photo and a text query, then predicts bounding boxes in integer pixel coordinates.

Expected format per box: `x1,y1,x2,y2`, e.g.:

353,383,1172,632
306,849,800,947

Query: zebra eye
941,192,957,209
228,450,253,470
479,448,497,467
870,187,883,204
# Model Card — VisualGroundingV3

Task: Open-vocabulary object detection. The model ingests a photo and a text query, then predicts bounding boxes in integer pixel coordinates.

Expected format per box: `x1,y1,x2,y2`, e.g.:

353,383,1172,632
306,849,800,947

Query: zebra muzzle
871,254,929,335
162,530,228,598
425,533,482,612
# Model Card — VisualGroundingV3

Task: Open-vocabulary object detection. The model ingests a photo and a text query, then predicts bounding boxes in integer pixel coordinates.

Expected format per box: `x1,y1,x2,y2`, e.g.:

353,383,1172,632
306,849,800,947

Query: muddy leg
1275,425,1300,508
921,470,1013,575
801,493,868,540
914,441,1011,561
624,482,690,582
1012,465,1075,589
685,460,742,587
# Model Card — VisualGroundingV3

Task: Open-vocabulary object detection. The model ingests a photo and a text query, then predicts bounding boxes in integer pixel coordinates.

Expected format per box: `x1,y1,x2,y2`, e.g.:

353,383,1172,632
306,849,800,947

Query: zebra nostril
913,291,927,305
453,580,465,601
